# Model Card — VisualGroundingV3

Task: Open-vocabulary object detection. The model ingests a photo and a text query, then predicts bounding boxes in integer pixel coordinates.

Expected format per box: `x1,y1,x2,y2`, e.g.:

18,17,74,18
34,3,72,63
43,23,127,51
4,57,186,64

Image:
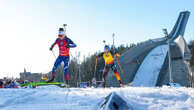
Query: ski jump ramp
132,45,168,87
106,11,191,87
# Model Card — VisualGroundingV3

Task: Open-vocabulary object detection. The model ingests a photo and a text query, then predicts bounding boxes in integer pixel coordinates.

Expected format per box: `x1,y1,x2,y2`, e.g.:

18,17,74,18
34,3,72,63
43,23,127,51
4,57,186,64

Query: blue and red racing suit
50,36,76,81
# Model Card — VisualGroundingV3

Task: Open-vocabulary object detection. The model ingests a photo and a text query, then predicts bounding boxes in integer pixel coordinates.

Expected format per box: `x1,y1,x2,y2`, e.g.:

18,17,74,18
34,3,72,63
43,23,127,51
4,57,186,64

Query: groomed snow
0,86,194,110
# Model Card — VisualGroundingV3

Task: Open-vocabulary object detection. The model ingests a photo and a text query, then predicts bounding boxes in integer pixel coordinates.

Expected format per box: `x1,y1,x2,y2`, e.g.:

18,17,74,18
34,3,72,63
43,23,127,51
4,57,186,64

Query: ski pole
51,50,57,59
112,33,124,74
116,58,124,74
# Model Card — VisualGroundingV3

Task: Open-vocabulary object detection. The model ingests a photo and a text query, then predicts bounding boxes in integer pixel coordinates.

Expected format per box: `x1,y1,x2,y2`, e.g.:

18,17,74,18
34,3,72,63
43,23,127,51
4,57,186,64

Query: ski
21,82,70,88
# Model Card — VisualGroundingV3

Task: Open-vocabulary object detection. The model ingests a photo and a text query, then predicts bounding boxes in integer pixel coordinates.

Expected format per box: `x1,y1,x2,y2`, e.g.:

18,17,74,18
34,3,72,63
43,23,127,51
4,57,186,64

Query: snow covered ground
0,86,194,110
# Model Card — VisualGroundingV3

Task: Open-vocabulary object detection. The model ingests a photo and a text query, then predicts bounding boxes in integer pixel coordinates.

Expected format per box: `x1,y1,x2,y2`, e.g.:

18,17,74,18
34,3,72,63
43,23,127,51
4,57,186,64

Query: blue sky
0,0,194,78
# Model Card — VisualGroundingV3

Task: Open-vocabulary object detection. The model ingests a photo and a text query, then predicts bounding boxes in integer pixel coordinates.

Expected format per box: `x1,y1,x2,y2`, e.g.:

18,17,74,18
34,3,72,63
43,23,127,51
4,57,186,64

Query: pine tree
189,41,194,67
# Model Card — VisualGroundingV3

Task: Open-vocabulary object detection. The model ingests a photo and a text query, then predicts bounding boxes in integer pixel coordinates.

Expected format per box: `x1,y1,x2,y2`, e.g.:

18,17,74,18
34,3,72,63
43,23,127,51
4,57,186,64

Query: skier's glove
49,47,53,51
66,45,70,48
114,53,120,59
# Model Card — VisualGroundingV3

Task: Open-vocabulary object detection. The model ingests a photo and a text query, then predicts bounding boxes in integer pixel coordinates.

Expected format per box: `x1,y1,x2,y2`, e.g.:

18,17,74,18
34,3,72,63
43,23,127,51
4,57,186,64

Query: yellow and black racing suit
98,51,122,87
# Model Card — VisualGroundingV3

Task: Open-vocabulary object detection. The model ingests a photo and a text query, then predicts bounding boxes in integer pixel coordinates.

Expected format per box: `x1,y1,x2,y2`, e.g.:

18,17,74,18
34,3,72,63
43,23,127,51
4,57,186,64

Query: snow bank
0,86,194,110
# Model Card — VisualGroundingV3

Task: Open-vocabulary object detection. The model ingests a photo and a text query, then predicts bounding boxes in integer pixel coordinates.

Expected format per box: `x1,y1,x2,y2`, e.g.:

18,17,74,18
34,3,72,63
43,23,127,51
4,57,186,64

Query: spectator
0,80,3,88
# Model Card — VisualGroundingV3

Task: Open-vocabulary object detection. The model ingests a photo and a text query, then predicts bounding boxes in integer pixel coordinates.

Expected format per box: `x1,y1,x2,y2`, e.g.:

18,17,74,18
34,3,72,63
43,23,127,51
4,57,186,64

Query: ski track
0,86,194,110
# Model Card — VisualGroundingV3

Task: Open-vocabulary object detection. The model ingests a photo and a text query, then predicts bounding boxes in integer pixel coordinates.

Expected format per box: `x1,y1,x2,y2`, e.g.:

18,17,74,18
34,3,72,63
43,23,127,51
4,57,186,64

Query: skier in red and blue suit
48,28,76,84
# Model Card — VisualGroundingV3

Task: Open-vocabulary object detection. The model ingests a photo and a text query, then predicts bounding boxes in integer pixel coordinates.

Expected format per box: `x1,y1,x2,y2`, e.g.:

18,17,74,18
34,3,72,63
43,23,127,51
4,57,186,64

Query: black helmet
104,45,110,51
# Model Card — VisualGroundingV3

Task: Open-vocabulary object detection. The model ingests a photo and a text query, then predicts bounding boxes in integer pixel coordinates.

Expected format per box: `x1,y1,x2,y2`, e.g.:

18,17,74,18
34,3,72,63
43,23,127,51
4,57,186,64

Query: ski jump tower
106,11,192,87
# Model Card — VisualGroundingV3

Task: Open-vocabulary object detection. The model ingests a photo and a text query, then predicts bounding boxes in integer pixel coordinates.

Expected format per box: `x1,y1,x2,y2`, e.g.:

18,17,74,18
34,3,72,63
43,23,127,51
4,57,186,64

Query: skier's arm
66,37,77,48
50,38,58,50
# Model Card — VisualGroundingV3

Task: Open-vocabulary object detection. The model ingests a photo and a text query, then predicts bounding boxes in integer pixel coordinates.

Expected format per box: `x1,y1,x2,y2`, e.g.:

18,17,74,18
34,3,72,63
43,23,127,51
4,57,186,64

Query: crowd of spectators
0,78,26,88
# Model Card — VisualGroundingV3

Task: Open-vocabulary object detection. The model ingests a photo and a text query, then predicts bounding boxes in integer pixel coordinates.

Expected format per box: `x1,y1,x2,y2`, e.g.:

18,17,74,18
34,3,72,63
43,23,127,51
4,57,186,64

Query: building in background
20,68,43,82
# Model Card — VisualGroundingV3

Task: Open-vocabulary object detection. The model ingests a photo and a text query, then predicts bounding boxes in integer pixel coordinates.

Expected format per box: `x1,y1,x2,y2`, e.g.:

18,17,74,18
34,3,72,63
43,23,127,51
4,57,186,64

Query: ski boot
119,80,123,87
65,80,70,88
47,76,55,83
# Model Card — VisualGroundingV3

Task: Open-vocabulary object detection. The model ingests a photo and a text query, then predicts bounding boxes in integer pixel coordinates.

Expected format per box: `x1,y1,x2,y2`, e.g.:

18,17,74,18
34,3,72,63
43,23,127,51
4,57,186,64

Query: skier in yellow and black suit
96,45,123,88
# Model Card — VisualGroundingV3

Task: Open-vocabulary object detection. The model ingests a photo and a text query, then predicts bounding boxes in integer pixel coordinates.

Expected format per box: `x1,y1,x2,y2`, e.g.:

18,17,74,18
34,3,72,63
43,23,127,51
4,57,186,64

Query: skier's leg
111,64,123,86
102,65,110,88
49,56,63,82
63,56,70,84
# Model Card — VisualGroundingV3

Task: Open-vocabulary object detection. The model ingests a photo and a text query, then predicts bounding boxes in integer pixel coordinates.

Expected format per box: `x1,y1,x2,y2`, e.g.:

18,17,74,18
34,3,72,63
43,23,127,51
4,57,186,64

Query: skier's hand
49,47,53,51
66,45,70,48
114,53,120,59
